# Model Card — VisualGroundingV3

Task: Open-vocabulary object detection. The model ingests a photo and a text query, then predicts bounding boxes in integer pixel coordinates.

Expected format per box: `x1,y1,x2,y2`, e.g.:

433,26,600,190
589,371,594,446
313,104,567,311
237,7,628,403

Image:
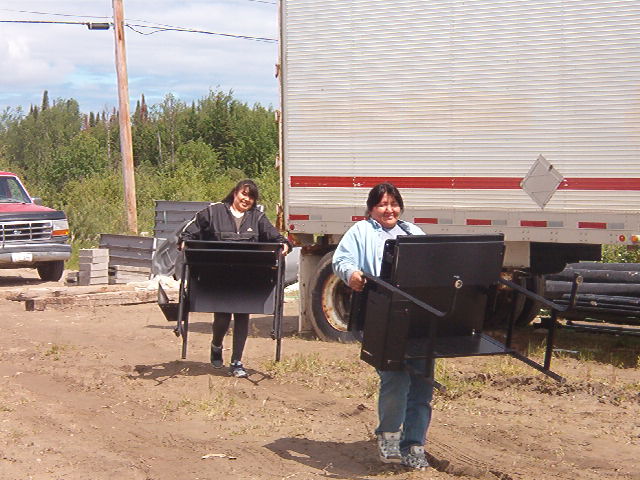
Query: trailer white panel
281,0,640,241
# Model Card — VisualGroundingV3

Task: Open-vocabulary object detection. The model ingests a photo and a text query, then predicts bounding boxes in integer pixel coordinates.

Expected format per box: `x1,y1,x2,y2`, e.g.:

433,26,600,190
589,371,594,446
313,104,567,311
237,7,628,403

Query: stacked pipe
545,262,640,325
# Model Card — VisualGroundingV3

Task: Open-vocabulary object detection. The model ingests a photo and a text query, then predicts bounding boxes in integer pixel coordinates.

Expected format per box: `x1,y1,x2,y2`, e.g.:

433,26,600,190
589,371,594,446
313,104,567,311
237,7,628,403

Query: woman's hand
281,243,290,255
348,270,366,292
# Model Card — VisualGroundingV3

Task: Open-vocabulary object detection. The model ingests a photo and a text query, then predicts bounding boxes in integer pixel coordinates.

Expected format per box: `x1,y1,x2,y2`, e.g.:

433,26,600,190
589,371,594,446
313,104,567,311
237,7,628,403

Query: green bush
601,244,640,263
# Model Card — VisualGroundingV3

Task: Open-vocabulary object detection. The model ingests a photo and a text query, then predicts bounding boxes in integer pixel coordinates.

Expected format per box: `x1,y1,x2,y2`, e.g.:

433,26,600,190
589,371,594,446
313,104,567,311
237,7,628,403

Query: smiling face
232,186,255,213
369,192,401,229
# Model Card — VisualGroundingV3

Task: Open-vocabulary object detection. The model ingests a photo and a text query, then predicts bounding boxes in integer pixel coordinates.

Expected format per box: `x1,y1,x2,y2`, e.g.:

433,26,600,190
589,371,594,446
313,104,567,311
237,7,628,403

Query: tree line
0,90,280,259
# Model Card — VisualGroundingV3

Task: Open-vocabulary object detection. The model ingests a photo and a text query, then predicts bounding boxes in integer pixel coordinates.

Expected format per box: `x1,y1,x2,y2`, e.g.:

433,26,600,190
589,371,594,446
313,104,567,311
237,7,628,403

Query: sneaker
210,344,223,369
377,432,402,464
402,445,429,470
229,360,247,378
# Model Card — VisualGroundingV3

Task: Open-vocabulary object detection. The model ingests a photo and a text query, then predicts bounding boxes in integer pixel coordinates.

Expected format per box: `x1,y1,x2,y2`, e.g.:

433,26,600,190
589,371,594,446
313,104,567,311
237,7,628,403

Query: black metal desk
158,240,286,361
352,234,580,382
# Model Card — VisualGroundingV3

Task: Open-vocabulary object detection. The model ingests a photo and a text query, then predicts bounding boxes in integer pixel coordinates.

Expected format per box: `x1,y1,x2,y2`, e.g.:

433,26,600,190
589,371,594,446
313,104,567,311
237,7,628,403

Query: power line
0,8,110,20
0,19,90,26
0,0,277,20
125,23,277,42
1,19,276,42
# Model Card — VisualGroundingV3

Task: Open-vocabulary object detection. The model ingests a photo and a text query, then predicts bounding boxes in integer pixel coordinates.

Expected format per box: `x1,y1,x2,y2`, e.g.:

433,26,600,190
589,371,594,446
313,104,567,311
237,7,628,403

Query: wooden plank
5,284,146,301
24,288,177,311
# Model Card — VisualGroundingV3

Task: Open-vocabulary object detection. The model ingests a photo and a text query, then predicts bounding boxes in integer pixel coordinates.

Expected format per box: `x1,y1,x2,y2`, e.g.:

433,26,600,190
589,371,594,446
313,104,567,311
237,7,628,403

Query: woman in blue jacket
332,182,432,471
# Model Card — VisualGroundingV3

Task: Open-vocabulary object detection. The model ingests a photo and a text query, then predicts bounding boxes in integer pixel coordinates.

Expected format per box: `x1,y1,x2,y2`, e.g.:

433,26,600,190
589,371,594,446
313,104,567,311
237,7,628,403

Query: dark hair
366,182,404,214
222,179,259,206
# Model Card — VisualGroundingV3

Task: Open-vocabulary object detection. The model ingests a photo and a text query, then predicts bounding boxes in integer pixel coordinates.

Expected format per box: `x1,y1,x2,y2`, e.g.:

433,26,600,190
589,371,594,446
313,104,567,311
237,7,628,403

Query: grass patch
435,359,488,402
490,325,640,369
162,387,238,420
44,344,66,361
484,355,536,378
263,351,378,398
550,329,640,368
179,392,237,419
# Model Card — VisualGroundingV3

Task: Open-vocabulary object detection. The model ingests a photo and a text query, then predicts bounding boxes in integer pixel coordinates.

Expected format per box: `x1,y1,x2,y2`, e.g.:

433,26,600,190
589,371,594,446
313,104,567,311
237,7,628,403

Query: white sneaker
377,432,402,464
229,361,247,378
402,445,429,470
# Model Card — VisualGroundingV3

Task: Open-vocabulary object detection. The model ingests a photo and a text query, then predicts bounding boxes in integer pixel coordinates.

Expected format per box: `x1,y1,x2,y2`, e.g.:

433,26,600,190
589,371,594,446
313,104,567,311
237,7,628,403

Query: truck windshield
0,176,31,203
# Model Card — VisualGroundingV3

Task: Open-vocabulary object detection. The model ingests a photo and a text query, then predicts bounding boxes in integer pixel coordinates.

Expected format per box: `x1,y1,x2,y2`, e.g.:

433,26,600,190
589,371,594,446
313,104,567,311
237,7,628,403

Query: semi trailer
277,0,640,340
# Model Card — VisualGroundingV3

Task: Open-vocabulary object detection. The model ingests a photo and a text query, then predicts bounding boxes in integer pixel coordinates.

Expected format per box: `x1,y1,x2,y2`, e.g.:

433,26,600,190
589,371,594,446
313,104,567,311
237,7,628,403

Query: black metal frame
158,240,286,361
353,234,583,383
498,276,581,380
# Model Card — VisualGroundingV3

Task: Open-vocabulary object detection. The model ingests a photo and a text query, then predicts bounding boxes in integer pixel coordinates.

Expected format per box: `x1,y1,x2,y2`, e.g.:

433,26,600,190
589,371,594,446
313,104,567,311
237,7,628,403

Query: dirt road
0,270,638,480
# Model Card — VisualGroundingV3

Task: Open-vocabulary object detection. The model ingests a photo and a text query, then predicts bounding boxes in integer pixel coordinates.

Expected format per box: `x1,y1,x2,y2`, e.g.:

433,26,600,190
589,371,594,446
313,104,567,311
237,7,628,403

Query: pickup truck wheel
309,251,361,342
37,261,64,282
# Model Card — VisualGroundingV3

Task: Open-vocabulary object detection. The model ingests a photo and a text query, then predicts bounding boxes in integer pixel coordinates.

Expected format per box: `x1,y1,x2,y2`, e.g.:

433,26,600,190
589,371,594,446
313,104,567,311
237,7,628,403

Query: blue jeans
375,357,434,453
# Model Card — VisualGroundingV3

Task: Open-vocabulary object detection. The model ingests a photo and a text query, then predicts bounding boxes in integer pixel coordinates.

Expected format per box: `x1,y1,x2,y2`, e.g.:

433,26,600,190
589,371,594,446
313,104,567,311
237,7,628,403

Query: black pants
212,312,249,363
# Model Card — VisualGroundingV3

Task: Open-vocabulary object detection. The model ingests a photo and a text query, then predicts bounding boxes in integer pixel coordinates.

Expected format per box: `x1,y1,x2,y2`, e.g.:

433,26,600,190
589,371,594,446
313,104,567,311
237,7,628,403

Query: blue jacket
332,218,425,285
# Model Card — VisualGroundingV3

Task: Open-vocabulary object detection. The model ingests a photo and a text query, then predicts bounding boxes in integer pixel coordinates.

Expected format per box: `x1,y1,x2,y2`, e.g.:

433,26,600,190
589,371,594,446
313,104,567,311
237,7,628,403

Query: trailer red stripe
290,176,640,191
467,219,492,226
288,214,309,221
414,217,438,224
290,176,521,189
351,215,366,221
520,220,548,227
559,178,640,190
578,222,607,229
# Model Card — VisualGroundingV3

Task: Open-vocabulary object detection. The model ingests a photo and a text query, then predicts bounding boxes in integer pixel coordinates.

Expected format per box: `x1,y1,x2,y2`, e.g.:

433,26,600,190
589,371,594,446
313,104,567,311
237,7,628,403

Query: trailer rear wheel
486,273,544,328
516,274,545,326
309,251,361,342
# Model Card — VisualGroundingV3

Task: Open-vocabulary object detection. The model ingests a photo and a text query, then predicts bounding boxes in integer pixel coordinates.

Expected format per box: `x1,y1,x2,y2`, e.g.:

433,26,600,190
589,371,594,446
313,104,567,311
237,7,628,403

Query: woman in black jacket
179,179,290,377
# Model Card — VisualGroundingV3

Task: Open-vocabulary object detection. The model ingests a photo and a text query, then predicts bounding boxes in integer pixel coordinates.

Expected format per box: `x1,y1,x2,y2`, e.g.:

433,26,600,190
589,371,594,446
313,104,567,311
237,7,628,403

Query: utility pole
112,0,137,233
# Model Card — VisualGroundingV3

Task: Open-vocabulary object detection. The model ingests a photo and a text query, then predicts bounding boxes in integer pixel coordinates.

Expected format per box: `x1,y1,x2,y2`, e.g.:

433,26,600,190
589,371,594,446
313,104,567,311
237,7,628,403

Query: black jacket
179,202,290,247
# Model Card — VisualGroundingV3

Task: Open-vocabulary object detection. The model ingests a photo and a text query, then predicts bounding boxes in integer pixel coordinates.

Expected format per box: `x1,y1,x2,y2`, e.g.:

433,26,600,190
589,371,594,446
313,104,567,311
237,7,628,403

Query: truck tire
37,261,64,282
486,273,544,328
309,251,361,342
515,274,545,326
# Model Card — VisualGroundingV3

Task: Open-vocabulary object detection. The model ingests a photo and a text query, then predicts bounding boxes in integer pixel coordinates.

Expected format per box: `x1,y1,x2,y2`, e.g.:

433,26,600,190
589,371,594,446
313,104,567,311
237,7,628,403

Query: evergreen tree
41,90,50,111
140,94,148,122
0,88,281,243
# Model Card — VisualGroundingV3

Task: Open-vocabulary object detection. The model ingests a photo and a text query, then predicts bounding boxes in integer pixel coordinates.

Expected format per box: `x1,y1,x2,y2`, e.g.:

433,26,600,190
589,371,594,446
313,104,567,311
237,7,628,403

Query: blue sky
0,0,279,114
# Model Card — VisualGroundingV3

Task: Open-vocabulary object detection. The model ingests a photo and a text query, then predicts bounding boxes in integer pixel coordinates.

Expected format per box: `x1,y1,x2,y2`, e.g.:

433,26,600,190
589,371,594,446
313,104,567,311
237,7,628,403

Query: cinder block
64,271,79,286
79,265,108,276
78,271,108,286
79,248,109,259
79,257,110,266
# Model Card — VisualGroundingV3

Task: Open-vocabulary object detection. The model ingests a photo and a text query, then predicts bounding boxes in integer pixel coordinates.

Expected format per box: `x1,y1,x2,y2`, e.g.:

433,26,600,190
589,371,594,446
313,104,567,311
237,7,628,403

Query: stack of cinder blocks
108,265,151,284
78,248,109,286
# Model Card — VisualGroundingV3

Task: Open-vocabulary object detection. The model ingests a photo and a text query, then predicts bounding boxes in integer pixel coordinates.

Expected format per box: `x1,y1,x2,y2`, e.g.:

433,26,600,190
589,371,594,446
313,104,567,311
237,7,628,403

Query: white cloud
0,34,70,89
0,0,279,113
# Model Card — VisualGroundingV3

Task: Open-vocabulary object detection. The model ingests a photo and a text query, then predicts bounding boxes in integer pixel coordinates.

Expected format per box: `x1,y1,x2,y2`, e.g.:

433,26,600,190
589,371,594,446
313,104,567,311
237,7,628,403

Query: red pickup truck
0,172,71,281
